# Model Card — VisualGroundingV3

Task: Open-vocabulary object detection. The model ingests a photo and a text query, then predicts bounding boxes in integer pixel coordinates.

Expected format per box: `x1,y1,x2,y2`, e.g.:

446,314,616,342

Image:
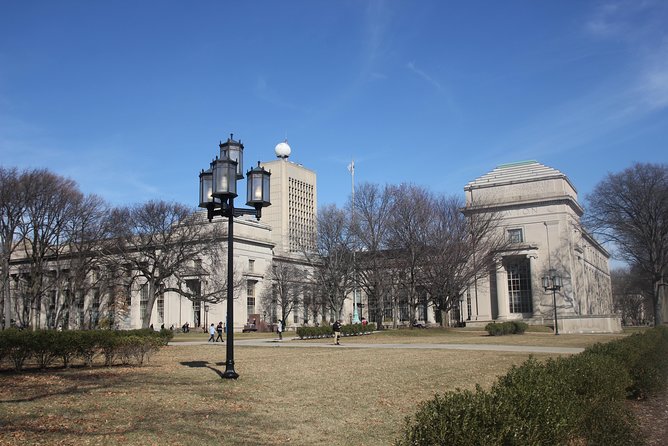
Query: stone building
463,161,620,333
5,153,620,334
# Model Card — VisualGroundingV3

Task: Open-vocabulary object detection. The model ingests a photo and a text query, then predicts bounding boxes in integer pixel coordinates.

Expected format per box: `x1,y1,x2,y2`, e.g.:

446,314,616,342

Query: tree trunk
654,279,664,326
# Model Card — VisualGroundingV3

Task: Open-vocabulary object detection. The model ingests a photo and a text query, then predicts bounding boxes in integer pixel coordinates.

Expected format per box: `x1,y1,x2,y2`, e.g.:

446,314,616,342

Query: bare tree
0,167,27,329
303,204,354,322
386,184,434,327
110,201,221,328
426,195,510,326
585,163,668,325
52,194,115,329
611,266,653,326
14,170,82,329
351,182,393,329
259,260,307,329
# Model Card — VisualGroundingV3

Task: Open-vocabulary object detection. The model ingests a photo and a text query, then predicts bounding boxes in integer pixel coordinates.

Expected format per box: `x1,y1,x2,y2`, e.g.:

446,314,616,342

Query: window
125,284,132,308
507,258,533,313
47,291,57,329
186,279,201,298
246,280,256,315
140,283,149,318
508,228,524,243
92,289,100,327
248,259,255,273
157,295,164,323
77,297,85,327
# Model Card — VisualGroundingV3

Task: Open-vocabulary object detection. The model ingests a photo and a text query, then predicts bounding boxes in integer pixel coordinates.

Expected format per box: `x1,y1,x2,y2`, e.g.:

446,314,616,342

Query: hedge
484,321,528,336
0,328,172,372
397,326,668,446
296,322,376,339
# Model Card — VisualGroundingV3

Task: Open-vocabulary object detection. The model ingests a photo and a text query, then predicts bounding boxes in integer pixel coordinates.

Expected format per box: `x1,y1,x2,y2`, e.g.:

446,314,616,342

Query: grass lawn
0,330,629,446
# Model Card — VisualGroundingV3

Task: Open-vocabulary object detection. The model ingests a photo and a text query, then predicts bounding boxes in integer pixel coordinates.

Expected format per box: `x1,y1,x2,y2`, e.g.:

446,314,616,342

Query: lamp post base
222,363,239,380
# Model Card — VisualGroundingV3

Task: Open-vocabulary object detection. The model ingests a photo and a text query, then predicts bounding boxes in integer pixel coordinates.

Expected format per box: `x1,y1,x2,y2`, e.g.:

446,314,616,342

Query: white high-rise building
261,141,317,256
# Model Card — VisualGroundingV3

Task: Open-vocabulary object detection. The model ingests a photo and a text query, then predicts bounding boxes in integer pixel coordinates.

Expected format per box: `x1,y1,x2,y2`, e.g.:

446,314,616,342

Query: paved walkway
171,338,584,354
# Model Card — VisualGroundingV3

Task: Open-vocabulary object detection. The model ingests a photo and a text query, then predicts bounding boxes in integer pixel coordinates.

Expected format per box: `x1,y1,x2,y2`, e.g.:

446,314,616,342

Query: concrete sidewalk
170,338,584,354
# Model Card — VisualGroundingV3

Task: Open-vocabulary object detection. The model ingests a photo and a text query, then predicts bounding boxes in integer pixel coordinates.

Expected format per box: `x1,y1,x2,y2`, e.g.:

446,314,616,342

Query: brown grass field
0,329,632,445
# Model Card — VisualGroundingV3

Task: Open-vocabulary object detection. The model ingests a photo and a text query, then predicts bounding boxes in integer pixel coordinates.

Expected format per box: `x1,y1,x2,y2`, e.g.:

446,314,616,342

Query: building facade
6,154,620,334
463,161,620,333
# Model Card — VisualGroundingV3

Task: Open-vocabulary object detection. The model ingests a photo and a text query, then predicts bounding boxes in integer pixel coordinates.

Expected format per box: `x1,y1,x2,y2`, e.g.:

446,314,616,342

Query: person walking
208,323,216,342
277,320,283,340
215,321,224,342
333,320,342,345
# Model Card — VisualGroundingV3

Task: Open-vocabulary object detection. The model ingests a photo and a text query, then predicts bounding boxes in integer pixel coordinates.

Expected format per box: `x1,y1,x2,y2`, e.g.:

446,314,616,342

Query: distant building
5,153,621,334
261,141,317,255
463,161,620,333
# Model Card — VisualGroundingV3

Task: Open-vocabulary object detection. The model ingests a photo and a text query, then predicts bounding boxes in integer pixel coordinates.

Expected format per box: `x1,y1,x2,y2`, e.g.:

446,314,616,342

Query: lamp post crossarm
207,203,262,221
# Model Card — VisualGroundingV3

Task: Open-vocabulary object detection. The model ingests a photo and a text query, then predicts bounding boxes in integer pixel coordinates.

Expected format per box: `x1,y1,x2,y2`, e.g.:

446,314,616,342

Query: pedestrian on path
333,320,342,345
277,320,283,340
215,321,224,342
208,323,216,342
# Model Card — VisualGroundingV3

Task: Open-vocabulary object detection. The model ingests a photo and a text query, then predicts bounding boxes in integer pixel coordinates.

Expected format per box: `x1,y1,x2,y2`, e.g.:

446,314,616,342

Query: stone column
496,260,510,320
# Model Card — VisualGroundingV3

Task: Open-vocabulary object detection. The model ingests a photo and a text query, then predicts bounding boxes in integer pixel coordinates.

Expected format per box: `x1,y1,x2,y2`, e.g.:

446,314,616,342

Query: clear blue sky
1,0,667,209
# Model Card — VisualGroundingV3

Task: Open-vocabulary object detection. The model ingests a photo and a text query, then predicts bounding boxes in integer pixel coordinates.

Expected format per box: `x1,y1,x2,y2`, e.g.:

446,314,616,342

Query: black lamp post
542,269,562,335
199,134,271,379
459,295,464,326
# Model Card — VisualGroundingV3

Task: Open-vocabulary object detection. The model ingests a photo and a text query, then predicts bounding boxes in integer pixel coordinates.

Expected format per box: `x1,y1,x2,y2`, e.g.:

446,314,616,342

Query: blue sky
1,0,667,210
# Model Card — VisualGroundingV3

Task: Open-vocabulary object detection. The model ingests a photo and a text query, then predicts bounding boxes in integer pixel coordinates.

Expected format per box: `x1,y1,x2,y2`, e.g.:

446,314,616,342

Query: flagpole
350,159,360,324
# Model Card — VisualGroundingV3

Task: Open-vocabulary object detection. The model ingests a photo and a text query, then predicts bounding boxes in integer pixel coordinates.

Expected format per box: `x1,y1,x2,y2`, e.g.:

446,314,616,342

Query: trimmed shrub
510,321,528,334
485,321,528,336
76,330,102,367
158,328,174,345
52,330,80,368
396,386,499,446
397,327,668,446
585,325,668,398
491,355,636,445
0,328,169,371
32,330,59,369
2,329,33,372
116,335,137,365
296,323,376,339
296,326,333,339
98,331,120,366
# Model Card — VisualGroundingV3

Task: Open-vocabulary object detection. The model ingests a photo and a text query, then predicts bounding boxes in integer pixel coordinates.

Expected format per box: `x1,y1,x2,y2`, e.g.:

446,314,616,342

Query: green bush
98,331,120,366
585,325,668,398
491,355,636,445
32,330,59,369
397,327,668,446
485,321,529,336
296,323,376,339
1,329,33,372
52,330,80,368
485,321,528,336
511,321,528,334
396,386,499,446
296,326,333,339
76,330,102,367
0,327,169,371
158,328,174,345
342,323,374,336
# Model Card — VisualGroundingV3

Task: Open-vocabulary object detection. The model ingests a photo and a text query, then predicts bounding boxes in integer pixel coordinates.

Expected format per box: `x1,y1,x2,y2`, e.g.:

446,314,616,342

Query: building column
528,255,538,317
496,260,510,320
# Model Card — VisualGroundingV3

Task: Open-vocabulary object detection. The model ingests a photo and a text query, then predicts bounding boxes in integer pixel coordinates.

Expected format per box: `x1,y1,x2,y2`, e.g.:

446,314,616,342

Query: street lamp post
542,269,562,335
204,303,210,327
199,134,271,379
459,295,464,327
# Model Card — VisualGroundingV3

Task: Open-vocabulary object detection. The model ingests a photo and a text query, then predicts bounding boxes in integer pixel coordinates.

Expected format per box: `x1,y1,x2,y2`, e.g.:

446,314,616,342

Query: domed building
462,161,619,333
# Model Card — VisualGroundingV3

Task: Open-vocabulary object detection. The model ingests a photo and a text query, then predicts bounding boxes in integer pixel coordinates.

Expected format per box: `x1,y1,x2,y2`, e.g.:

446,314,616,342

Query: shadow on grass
180,360,225,379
